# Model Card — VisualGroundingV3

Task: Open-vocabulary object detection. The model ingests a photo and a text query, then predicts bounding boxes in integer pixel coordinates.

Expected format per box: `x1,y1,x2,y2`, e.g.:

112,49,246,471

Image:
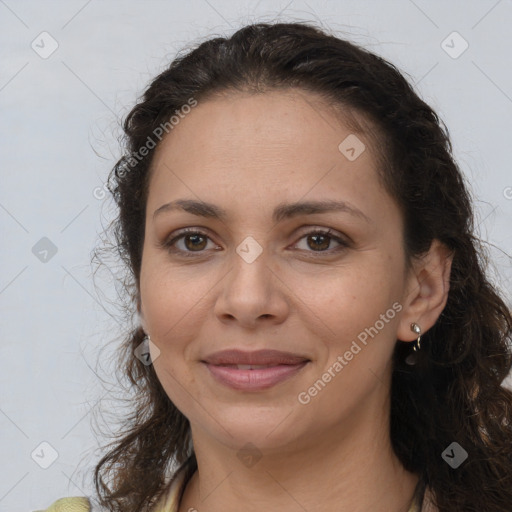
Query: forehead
153,89,374,159
146,89,390,222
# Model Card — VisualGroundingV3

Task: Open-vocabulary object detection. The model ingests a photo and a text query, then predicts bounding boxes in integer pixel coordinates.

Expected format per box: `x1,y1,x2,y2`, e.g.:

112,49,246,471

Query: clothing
37,458,193,512
35,496,90,512
39,456,428,511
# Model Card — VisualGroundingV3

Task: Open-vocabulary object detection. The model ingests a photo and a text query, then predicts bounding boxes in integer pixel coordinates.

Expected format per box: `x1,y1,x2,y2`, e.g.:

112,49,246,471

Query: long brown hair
93,21,512,511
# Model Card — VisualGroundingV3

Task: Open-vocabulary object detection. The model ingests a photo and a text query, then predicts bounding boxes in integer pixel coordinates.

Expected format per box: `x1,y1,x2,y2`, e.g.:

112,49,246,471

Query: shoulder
36,496,91,512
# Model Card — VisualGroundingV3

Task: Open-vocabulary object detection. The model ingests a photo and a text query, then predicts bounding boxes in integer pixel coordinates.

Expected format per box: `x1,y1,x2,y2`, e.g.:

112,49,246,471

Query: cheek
142,266,210,412
306,259,400,328
140,260,214,341
140,261,218,411
303,256,403,370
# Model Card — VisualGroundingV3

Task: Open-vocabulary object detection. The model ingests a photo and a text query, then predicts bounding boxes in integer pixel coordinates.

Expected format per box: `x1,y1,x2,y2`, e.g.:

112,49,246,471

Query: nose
213,247,289,330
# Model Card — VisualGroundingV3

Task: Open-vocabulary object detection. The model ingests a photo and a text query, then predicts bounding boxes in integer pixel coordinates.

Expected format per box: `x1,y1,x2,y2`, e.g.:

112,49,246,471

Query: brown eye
306,233,331,251
162,229,217,257
183,233,208,251
294,229,348,254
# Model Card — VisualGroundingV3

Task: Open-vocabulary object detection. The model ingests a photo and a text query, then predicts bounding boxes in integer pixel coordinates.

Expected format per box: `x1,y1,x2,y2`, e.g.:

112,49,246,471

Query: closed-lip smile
201,349,310,391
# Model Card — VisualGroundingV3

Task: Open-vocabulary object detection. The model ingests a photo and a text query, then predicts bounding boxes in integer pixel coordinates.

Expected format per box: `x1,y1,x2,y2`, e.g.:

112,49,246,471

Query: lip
201,349,310,391
202,361,309,391
202,349,309,366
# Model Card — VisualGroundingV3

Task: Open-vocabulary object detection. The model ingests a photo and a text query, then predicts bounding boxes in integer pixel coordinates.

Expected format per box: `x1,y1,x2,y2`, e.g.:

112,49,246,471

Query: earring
411,323,421,351
405,323,422,366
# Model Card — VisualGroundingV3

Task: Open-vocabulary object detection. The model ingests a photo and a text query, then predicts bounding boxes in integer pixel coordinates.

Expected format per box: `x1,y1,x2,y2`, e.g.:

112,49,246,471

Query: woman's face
139,89,416,451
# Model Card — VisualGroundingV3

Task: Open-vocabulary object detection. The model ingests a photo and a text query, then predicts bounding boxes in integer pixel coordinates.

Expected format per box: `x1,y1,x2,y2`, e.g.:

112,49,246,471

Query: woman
42,21,512,512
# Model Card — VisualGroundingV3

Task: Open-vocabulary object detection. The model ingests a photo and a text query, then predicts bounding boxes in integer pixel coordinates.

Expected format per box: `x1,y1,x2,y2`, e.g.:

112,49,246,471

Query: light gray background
1,1,511,511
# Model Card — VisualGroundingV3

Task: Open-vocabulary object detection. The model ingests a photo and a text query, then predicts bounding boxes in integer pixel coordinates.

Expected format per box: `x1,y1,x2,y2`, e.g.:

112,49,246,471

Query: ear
397,239,454,342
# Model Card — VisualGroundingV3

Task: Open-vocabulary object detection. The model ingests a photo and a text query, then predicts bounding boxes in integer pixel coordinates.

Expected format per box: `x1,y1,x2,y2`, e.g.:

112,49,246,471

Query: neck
179,388,420,512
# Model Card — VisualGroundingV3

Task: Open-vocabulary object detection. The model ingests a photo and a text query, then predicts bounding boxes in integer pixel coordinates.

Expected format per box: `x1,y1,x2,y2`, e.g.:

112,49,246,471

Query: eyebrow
153,198,372,224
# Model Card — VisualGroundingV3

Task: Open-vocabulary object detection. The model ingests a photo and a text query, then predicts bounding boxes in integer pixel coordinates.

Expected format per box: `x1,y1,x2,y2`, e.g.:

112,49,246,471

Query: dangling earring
405,323,422,366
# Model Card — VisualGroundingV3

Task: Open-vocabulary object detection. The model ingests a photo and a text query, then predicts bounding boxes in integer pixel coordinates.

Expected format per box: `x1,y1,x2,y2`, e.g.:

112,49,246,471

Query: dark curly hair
92,21,512,512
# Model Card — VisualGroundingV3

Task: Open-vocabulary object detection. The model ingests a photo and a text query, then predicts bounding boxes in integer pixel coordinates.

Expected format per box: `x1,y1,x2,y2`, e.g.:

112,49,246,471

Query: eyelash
160,227,350,258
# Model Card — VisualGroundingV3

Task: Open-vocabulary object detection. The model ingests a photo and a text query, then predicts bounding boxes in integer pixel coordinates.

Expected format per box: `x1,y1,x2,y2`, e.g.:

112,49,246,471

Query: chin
200,408,303,451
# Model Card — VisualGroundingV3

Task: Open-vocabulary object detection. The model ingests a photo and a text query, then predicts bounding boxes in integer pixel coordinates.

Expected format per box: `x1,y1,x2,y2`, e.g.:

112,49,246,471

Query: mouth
221,364,289,370
201,360,310,391
202,348,310,366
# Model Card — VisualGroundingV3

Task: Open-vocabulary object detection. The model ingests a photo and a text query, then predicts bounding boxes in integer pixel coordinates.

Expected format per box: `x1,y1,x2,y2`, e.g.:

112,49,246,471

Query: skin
138,89,452,512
